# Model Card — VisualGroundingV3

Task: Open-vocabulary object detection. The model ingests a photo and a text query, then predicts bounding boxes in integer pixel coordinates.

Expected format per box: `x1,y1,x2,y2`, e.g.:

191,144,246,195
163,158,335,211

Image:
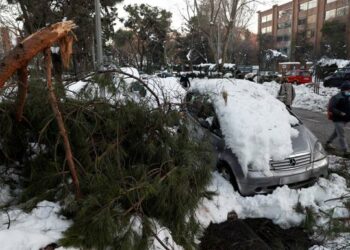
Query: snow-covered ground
0,200,71,250
262,81,339,113
1,162,349,249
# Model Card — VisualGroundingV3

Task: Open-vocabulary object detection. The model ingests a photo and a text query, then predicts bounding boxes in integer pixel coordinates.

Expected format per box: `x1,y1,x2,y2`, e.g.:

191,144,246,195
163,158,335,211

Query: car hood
290,124,313,156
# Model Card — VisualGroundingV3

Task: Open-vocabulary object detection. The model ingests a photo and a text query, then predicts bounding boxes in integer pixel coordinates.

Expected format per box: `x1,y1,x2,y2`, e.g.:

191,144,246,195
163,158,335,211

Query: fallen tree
0,21,80,199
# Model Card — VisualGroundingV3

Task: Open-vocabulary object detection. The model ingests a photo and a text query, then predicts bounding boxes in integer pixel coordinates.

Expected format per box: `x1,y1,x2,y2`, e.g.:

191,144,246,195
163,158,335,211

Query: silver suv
185,91,329,196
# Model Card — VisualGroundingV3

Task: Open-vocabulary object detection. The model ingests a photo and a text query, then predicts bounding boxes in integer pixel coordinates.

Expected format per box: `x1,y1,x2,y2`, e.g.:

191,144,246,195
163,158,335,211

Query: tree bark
0,21,76,89
44,48,81,200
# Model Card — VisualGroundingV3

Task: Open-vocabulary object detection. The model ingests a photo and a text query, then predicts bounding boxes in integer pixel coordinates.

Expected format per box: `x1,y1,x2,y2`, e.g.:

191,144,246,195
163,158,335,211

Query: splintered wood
0,21,76,88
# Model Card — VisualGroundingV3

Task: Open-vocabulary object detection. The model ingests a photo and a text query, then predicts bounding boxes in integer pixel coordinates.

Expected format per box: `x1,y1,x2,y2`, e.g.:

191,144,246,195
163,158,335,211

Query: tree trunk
44,48,81,200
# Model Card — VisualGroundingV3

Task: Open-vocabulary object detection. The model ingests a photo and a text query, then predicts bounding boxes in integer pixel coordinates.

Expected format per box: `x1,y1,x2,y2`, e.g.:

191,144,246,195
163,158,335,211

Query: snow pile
147,77,186,105
67,75,185,106
0,201,72,250
197,63,236,70
149,220,183,250
191,79,299,175
318,58,350,69
266,49,288,60
262,81,339,113
196,172,349,229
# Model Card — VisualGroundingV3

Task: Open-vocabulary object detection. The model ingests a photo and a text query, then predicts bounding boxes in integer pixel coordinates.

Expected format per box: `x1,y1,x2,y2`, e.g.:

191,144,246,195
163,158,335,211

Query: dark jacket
329,92,350,122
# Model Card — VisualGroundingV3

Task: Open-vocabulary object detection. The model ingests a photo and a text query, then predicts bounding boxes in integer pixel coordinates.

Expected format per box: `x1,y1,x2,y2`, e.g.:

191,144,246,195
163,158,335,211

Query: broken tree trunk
0,21,76,89
44,48,81,199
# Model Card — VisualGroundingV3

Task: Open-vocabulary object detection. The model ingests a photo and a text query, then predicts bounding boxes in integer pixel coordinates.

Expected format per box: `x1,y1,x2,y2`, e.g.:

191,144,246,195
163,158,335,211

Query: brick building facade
258,0,350,60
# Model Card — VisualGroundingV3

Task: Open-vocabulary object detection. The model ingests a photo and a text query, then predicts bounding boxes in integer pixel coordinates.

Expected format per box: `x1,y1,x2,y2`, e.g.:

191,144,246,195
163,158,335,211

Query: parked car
257,71,280,83
286,70,312,84
244,72,257,82
156,72,173,78
324,68,350,88
184,89,328,196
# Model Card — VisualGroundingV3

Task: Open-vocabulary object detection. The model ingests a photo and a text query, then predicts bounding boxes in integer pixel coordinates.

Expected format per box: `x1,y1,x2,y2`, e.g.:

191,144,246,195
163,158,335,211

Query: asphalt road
293,108,350,147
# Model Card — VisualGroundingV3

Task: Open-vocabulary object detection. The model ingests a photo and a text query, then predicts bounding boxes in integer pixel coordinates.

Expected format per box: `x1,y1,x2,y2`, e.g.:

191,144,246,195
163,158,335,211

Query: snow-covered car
257,71,281,83
185,79,328,196
244,72,256,82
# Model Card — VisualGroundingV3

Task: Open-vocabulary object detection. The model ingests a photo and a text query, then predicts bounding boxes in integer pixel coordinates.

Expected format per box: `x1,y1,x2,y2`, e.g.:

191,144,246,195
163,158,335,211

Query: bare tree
0,0,23,37
185,0,257,67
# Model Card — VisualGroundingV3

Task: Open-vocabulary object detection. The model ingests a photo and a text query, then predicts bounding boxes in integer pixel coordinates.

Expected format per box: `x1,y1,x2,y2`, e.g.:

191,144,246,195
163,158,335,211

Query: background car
257,71,280,83
286,70,312,84
324,68,350,88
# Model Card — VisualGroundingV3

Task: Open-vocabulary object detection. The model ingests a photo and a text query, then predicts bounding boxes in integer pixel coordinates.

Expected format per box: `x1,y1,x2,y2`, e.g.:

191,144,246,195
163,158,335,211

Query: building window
298,18,307,25
306,30,315,38
261,26,272,34
278,22,291,29
300,0,317,11
325,6,349,20
336,6,349,16
278,9,292,19
325,9,336,19
262,14,273,23
277,35,290,42
307,14,316,24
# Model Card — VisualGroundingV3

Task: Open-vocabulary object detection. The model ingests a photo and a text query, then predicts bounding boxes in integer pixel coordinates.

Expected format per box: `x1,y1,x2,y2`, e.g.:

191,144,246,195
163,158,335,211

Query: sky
115,0,291,33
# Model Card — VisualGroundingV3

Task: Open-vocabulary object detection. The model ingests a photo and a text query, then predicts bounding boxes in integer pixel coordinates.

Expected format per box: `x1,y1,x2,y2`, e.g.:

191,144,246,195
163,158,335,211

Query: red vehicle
286,70,312,84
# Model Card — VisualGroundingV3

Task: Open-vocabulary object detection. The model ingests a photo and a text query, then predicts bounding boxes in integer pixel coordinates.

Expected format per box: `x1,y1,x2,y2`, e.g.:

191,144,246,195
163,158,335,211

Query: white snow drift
262,81,339,113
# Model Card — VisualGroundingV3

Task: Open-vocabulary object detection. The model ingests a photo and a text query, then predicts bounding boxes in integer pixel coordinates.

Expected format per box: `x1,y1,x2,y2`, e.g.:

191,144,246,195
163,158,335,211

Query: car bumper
238,157,329,196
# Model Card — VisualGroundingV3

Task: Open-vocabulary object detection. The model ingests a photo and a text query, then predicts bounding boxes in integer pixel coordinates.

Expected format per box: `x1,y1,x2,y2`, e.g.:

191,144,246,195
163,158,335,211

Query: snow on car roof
318,58,350,69
190,79,299,175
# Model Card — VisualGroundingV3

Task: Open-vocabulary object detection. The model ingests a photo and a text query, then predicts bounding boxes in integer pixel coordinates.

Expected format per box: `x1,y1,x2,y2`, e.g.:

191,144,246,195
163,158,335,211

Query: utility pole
94,0,105,98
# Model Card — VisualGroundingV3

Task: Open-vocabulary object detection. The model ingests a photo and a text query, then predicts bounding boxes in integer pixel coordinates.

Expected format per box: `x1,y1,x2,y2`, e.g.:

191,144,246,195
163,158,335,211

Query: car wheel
217,163,239,191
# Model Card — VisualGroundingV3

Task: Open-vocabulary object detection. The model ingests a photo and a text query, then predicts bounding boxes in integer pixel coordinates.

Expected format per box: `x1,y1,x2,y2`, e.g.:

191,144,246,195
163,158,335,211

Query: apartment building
258,0,350,59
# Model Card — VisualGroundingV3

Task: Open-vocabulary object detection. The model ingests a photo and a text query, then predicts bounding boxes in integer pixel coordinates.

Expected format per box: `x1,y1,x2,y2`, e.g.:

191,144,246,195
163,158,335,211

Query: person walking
180,74,191,89
326,81,350,156
277,78,296,109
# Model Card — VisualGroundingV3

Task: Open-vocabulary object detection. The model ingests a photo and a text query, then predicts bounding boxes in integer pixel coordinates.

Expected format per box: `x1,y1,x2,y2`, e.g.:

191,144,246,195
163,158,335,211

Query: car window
300,71,310,77
334,71,344,78
186,93,214,118
186,92,222,136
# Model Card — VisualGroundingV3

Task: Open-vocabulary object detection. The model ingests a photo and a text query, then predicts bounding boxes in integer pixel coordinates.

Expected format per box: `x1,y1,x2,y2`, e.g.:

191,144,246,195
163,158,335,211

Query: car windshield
300,71,310,77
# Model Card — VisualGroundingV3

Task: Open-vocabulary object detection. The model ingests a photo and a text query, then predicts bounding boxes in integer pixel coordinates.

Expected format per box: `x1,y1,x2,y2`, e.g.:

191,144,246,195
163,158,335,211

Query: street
293,108,350,147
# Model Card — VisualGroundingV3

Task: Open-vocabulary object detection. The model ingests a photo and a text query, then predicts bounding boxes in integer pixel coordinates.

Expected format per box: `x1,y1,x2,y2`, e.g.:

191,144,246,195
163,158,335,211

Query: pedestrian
326,81,350,156
180,74,191,89
277,78,296,109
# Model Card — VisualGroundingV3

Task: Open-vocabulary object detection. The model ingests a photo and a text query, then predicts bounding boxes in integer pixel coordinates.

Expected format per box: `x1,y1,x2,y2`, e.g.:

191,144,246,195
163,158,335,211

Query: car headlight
313,141,327,161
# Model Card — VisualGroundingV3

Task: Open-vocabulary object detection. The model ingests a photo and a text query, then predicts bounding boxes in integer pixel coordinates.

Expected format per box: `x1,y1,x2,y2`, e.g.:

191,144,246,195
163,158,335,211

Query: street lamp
94,0,105,98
